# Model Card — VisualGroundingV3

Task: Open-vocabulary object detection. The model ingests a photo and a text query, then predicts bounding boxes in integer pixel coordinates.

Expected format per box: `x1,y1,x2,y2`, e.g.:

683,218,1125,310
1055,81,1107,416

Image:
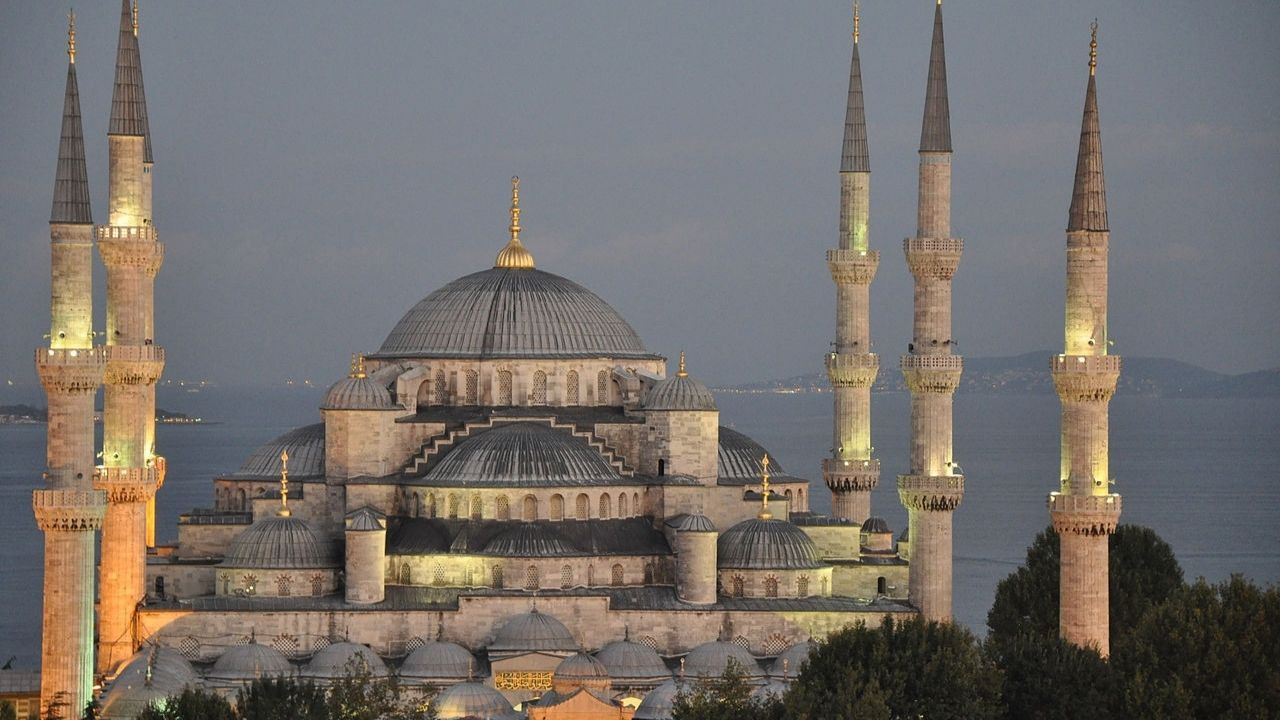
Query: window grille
465,370,479,404
731,575,745,597
763,633,789,656
493,565,504,589
448,494,460,519
639,635,659,651
797,575,809,597
471,495,483,520
496,495,510,520
576,494,590,520
525,565,540,591
597,371,608,404
561,565,573,589
434,565,446,586
498,370,513,405
400,564,411,585
311,574,324,596
764,576,779,598
732,635,751,650
178,637,201,659
599,493,611,519
611,564,625,586
566,370,579,404
277,575,292,596
435,370,448,405
532,371,547,404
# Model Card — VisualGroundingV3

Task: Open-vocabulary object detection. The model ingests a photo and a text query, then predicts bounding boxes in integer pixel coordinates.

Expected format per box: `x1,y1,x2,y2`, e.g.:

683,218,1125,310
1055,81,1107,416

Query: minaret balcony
1048,492,1121,536
35,347,106,393
826,353,878,387
823,458,880,492
826,249,880,285
897,474,964,512
903,237,963,255
904,238,963,281
1051,355,1120,402
97,225,157,242
94,466,160,504
104,345,165,386
32,488,107,532
901,355,963,394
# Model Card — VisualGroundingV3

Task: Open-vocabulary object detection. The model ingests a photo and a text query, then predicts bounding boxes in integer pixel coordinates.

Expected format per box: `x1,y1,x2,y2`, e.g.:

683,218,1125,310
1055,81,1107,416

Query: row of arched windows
727,574,825,598
396,562,640,591
415,368,614,407
405,490,642,521
216,486,249,512
221,573,324,597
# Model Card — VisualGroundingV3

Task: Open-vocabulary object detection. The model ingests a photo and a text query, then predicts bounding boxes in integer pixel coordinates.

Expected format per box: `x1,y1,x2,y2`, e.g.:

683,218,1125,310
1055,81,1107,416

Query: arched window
550,494,565,521
243,574,258,594
399,564,411,585
492,565,504,589
498,370,513,405
447,494,460,519
412,492,421,518
797,575,810,597
587,565,595,586
764,575,779,598
797,489,804,509
785,489,793,502
618,493,629,517
434,565,446,586
311,574,324,596
633,492,640,515
643,563,654,584
495,495,510,521
464,370,479,404
155,576,165,598
236,488,246,511
599,493,611,519
821,577,829,596
597,370,608,405
222,576,230,595
532,371,547,405
731,575,745,597
575,493,590,520
877,576,887,595
561,565,573,589
470,495,482,520
565,370,579,404
434,369,448,405
525,565,540,591
522,495,538,521
611,564,625,587
424,493,436,518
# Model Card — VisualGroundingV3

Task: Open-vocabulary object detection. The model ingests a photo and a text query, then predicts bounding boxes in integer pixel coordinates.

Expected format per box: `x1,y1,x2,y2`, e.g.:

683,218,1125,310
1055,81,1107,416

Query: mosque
28,2,1120,719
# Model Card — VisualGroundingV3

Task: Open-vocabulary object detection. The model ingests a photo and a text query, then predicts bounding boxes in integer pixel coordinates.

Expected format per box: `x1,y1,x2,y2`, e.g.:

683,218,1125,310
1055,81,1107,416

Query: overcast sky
2,1,1277,389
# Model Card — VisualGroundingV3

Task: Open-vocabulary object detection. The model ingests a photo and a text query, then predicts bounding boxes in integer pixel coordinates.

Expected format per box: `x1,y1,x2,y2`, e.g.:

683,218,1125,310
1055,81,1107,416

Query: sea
1,389,1277,669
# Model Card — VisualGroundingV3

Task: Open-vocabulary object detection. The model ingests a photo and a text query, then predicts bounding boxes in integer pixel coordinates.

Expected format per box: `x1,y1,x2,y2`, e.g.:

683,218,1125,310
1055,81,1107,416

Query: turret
34,13,108,714
643,352,719,484
345,507,387,604
898,0,964,622
1049,22,1122,656
672,513,717,605
824,2,881,526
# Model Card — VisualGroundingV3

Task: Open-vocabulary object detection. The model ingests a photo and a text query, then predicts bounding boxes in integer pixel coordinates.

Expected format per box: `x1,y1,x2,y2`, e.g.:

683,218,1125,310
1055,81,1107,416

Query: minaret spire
495,176,536,269
67,10,76,64
109,0,147,139
52,22,92,226
920,0,952,153
1068,21,1108,233
825,0,881,527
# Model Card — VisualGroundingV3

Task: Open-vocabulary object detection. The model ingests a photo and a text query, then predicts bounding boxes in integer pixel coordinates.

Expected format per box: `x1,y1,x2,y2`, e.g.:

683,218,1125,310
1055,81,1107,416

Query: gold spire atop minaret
132,1,139,36
758,454,773,520
495,176,536,269
853,2,860,44
677,351,688,378
67,10,76,63
278,450,291,517
1089,20,1098,76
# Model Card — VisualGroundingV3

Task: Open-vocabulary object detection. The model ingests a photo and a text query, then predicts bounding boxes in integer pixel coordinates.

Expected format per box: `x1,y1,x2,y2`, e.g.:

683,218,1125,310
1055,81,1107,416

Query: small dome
595,640,671,681
305,642,388,680
221,516,332,569
634,679,683,720
770,641,815,678
483,523,578,557
645,370,716,412
209,643,293,683
670,513,716,533
489,608,579,654
324,374,394,410
399,641,476,681
99,648,197,719
861,517,890,533
683,641,763,680
434,681,515,720
232,423,325,479
427,422,622,486
717,519,824,570
553,652,611,693
346,506,385,532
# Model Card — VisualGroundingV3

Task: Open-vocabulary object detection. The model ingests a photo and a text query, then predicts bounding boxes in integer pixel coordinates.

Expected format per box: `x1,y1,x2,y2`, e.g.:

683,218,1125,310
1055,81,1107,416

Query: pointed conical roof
109,0,149,140
51,61,92,224
841,34,869,172
919,2,952,153
1067,74,1108,232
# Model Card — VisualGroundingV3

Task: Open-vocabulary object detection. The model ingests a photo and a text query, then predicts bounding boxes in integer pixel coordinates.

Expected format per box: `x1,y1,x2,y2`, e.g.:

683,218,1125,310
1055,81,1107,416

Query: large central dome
373,267,658,360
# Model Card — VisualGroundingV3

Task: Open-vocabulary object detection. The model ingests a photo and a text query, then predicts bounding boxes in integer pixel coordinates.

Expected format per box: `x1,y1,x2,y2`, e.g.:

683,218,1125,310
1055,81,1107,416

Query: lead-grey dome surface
434,681,515,720
399,641,476,680
770,641,816,677
427,422,622,487
100,649,197,719
323,375,394,410
645,374,716,411
221,516,332,569
595,640,671,681
231,424,325,479
374,267,659,360
306,642,388,679
683,641,764,679
489,608,579,653
861,517,890,533
554,652,610,687
209,643,293,682
717,427,804,484
634,679,684,720
717,519,824,570
483,522,579,557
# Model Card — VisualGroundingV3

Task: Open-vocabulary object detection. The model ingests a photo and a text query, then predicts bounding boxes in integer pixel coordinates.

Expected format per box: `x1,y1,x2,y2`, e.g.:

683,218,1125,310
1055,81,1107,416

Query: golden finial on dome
278,450,291,517
1089,20,1098,76
677,351,688,378
355,353,367,379
132,1,139,37
853,1,860,44
758,454,773,520
495,176,536,269
68,9,76,63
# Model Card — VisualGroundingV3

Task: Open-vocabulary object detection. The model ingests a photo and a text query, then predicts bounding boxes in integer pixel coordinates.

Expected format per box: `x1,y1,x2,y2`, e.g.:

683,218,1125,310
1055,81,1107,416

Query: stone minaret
33,14,109,715
1050,23,1122,656
824,4,880,526
97,0,165,673
898,0,964,622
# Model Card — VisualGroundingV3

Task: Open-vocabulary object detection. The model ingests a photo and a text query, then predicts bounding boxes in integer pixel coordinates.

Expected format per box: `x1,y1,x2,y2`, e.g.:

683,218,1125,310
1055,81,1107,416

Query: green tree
785,616,1003,720
1112,575,1280,719
0,700,17,720
136,687,235,720
235,677,329,720
985,631,1116,720
326,656,432,720
987,525,1182,646
670,658,782,720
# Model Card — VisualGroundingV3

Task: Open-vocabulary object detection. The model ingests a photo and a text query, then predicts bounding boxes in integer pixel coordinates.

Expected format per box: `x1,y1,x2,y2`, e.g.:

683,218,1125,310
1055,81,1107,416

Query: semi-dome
209,643,293,682
373,267,659,361
717,519,823,570
683,641,764,680
717,428,804,484
434,681,515,720
489,608,579,654
770,641,815,678
221,515,332,569
230,424,325,479
669,513,716,533
861,517,890,533
483,523,579,557
323,375,394,410
427,422,622,486
99,648,197,719
646,355,716,411
399,641,476,680
595,640,671,681
553,652,611,693
306,642,388,679
634,679,683,720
